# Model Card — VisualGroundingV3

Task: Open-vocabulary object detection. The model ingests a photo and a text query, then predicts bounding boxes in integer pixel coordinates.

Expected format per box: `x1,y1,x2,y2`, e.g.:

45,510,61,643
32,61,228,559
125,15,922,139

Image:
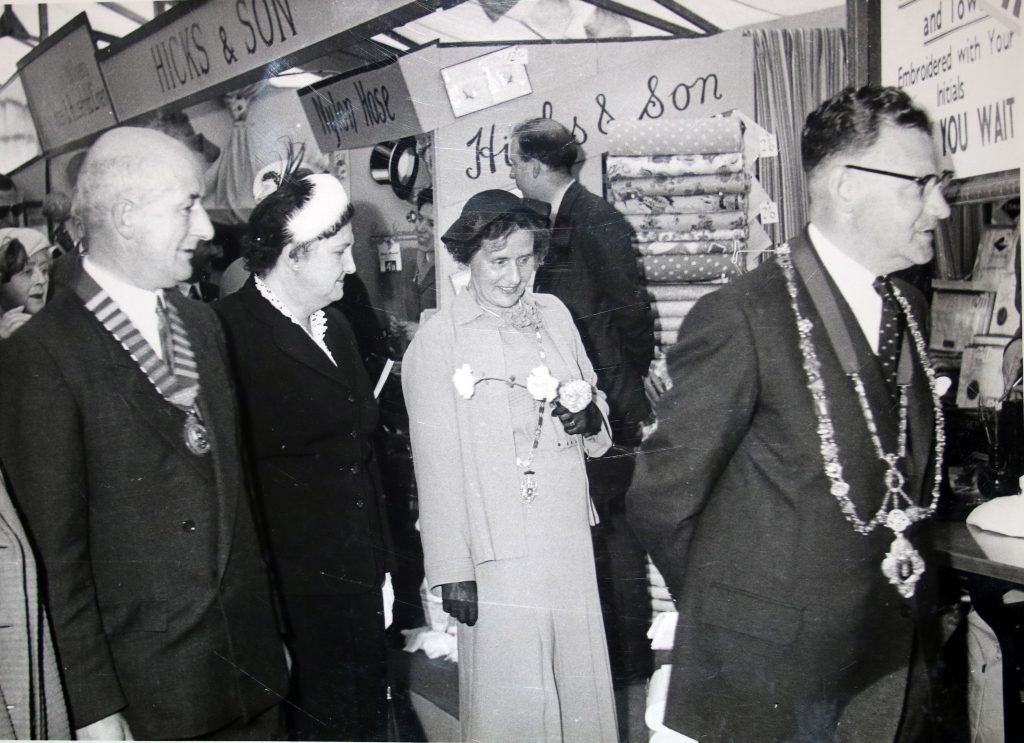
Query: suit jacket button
349,464,360,475
355,499,365,509
347,393,357,403
349,430,358,439
900,604,913,619
181,519,196,532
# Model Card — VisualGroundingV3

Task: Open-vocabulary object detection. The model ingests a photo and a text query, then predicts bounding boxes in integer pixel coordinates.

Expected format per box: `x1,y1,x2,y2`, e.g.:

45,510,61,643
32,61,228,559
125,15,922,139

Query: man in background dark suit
0,127,288,740
510,117,656,717
629,85,953,742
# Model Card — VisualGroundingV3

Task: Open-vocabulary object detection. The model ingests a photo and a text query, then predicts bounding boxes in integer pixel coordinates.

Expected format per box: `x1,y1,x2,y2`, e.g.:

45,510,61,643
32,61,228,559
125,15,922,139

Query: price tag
760,200,779,225
759,132,779,158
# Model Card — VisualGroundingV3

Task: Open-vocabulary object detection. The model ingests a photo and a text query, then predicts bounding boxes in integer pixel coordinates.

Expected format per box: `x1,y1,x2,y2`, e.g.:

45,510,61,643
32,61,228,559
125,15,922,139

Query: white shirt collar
548,180,574,220
254,275,336,366
83,256,165,358
806,223,884,354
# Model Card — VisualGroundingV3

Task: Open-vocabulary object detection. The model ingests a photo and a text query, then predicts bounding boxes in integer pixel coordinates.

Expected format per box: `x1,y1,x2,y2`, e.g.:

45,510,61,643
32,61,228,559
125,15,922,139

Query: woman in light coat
403,190,618,743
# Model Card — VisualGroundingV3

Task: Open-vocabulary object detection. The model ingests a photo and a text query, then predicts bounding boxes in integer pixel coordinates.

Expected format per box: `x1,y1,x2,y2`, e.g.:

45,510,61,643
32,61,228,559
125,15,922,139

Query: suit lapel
68,273,215,481
791,234,900,450
171,294,239,581
894,282,936,503
238,285,353,393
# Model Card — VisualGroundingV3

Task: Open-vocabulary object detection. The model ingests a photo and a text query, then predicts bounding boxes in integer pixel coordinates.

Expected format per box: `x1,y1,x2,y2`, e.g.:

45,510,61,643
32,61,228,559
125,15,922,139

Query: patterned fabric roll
626,211,747,233
654,315,685,332
608,172,749,198
652,300,698,318
635,240,735,256
607,118,744,156
647,283,724,302
606,153,744,179
641,253,742,283
611,193,746,216
634,227,747,244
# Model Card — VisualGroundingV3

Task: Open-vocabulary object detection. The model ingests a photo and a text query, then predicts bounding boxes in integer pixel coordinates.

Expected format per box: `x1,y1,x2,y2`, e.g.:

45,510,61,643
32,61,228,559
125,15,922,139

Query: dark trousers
283,592,388,741
193,705,285,740
588,446,654,687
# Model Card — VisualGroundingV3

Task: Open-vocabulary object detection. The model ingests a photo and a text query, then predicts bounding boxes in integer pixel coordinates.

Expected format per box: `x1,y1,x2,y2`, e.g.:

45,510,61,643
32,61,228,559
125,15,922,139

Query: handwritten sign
98,0,419,121
300,60,419,152
17,13,115,152
881,0,1021,178
432,32,753,304
436,33,752,205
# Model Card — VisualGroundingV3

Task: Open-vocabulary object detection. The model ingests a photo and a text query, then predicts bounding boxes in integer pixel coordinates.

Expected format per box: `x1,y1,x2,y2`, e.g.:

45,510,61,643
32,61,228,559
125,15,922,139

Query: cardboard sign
17,13,115,152
881,0,1022,178
99,0,420,121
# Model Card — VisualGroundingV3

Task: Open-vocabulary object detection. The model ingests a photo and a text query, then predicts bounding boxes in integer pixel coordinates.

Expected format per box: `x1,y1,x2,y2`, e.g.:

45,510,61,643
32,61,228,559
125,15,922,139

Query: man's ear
530,159,542,179
831,165,858,215
111,200,135,239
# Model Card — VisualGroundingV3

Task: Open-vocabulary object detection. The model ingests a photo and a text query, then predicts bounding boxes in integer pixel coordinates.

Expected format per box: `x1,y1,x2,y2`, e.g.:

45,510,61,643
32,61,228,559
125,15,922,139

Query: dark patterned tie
873,276,904,395
156,294,176,376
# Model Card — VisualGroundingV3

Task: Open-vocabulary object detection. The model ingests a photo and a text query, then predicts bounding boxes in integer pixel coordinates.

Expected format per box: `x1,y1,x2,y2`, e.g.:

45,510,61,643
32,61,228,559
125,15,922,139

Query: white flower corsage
526,366,560,402
452,364,479,399
452,364,594,416
558,379,593,413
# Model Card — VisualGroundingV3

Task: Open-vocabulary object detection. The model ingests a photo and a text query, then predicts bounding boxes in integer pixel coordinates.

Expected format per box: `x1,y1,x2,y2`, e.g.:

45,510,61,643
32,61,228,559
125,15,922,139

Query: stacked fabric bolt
606,117,752,354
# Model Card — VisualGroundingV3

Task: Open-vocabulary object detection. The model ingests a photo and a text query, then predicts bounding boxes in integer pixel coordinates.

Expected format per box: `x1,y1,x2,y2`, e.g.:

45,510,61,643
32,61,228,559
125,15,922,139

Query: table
933,521,1024,742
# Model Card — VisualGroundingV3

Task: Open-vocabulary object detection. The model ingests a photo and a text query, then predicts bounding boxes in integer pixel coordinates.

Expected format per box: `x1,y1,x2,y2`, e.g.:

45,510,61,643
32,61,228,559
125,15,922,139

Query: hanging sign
299,44,447,152
17,13,116,152
881,0,1021,178
98,0,422,121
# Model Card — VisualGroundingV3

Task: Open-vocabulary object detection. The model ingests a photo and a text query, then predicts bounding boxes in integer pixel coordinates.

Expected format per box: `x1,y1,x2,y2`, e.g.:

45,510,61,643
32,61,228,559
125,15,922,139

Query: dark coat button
355,499,365,509
349,464,360,475
181,520,196,532
347,393,357,403
349,430,358,439
900,604,913,619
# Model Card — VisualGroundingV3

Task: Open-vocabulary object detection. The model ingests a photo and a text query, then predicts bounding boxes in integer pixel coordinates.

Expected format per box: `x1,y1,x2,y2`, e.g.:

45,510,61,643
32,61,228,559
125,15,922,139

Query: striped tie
156,294,176,376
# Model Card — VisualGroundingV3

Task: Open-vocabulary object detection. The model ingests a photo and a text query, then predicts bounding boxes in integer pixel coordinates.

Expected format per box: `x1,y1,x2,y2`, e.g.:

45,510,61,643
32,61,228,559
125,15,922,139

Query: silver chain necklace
778,251,945,598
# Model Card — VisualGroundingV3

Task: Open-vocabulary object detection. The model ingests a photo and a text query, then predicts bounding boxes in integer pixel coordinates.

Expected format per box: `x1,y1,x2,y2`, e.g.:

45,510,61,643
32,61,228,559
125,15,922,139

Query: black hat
441,189,539,249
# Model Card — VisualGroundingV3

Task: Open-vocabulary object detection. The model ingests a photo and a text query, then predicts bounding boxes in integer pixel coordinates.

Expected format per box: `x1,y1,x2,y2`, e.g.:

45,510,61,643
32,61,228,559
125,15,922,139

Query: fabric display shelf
605,115,772,357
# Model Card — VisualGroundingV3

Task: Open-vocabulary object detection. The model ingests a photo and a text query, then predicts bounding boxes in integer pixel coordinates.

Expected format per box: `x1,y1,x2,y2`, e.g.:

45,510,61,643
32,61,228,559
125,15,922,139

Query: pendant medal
880,509,925,598
521,471,538,504
184,409,211,456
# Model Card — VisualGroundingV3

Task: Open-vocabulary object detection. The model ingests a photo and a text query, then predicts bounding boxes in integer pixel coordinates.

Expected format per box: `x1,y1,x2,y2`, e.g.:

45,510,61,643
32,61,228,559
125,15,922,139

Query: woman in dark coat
215,166,394,741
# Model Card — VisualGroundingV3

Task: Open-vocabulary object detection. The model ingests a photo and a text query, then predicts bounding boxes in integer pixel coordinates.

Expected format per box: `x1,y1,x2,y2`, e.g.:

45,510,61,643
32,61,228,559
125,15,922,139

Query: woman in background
0,228,53,340
214,166,394,741
404,189,618,743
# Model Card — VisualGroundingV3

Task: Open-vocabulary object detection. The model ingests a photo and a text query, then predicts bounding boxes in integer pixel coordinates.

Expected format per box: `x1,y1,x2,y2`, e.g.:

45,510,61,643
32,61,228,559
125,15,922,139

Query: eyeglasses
844,164,954,196
0,204,25,220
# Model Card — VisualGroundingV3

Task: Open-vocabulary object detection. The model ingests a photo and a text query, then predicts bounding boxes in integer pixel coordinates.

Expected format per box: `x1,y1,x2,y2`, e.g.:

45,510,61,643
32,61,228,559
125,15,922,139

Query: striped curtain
753,27,847,243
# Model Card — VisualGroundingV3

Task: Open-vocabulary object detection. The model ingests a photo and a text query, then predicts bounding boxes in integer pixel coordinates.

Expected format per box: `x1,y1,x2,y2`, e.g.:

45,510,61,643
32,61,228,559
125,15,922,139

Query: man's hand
441,581,478,626
551,400,602,437
76,712,134,740
644,358,672,403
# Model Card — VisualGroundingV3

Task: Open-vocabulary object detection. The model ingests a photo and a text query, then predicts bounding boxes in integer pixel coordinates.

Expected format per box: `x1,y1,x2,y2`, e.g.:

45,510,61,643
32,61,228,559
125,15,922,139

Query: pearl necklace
778,250,945,598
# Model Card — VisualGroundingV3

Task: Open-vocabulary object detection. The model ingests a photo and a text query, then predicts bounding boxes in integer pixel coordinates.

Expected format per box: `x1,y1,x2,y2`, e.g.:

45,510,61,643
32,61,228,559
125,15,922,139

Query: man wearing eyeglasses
629,85,953,742
0,174,23,228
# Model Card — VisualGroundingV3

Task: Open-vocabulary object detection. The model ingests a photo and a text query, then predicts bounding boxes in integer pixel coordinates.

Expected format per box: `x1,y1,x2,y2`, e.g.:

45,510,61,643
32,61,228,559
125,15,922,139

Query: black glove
441,580,478,626
551,400,603,437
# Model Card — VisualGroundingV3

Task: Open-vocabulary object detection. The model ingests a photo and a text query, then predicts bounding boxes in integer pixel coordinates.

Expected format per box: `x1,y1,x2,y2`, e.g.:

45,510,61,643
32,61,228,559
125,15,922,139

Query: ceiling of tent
2,1,843,86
